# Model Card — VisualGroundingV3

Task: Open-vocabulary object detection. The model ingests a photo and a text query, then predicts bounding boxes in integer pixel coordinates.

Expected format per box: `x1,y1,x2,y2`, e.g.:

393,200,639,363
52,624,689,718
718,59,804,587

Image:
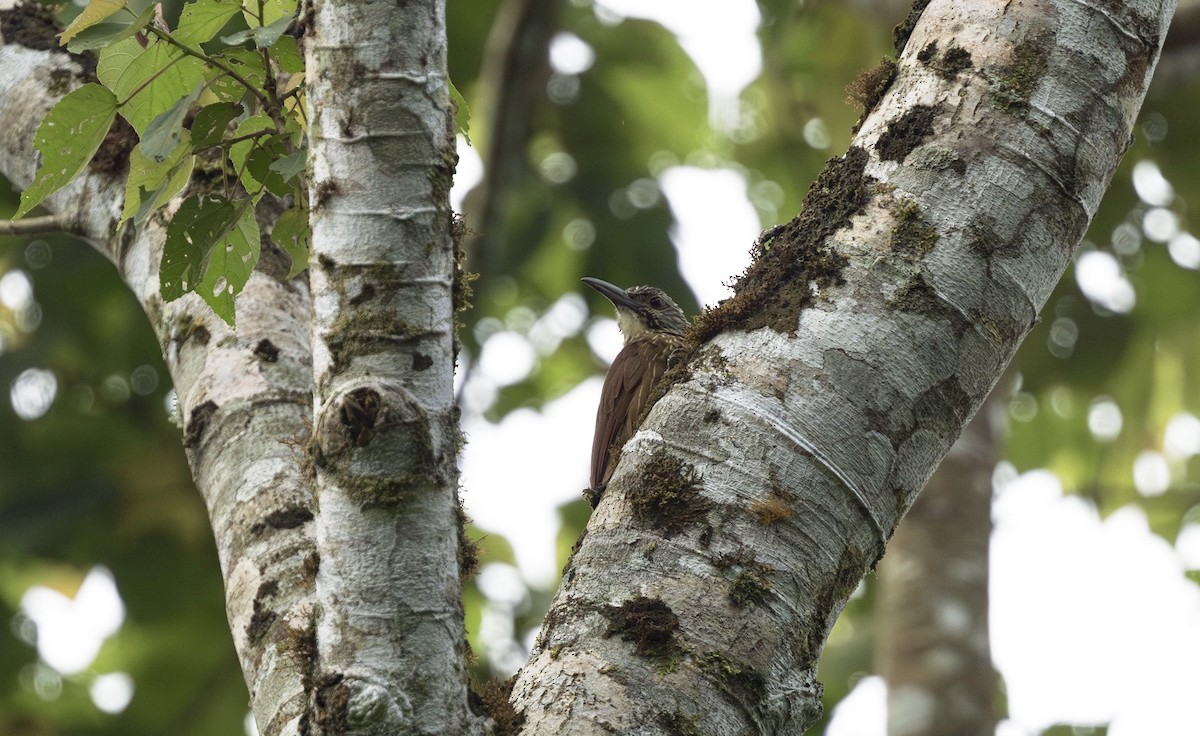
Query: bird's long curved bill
581,277,639,311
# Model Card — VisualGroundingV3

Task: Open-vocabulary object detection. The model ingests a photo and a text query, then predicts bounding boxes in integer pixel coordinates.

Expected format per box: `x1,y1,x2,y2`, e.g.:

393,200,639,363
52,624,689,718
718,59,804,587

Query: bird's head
582,277,688,341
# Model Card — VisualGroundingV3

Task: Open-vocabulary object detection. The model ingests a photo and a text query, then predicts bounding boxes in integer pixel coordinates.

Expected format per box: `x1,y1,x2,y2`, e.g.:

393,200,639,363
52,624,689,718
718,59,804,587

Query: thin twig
0,215,82,237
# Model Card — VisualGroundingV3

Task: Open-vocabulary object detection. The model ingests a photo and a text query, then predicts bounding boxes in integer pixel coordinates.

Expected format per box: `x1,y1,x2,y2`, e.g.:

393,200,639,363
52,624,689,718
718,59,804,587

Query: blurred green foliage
1010,75,1200,538
1,0,1198,733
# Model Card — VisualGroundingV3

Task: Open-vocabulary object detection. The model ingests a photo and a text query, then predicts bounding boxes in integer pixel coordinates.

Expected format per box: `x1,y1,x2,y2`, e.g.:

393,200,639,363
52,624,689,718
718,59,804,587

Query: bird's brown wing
590,336,674,489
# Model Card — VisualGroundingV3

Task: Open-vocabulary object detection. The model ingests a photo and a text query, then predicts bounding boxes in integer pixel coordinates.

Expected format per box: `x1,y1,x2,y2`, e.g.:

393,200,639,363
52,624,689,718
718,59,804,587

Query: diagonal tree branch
0,214,82,236
511,0,1176,732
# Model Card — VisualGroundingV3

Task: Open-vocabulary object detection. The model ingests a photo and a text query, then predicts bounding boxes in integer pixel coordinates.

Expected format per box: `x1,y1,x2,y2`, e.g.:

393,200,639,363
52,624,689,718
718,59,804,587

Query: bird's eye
650,297,664,309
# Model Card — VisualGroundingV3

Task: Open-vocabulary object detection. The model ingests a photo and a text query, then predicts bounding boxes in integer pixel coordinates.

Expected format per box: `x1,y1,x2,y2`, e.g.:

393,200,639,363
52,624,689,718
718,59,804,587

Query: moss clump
730,570,771,607
716,549,775,608
753,470,796,526
876,105,937,163
183,400,218,449
691,147,869,342
1,2,61,51
917,42,973,80
602,595,685,665
450,212,477,319
658,710,703,736
892,0,932,54
246,580,280,644
846,58,897,131
312,673,350,733
254,338,281,362
626,451,711,536
889,198,939,255
700,651,767,711
250,505,314,534
318,393,441,510
935,46,973,79
470,676,525,736
326,310,421,375
750,495,792,527
990,32,1053,115
456,501,480,581
344,465,431,510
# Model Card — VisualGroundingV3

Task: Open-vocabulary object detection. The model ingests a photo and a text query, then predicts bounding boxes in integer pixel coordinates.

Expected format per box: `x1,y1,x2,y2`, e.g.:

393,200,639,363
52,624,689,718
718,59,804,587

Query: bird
582,277,689,506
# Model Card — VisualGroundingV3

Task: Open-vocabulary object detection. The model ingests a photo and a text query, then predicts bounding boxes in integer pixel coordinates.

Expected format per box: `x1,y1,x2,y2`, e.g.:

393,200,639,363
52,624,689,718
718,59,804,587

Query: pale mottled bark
2,2,478,730
877,394,1002,736
0,39,317,736
305,0,479,734
511,1,1174,733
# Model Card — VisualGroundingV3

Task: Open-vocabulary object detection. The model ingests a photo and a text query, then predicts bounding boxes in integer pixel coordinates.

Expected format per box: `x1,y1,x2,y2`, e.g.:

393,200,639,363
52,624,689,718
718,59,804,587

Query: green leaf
274,35,303,74
161,195,239,300
98,37,207,134
246,136,291,196
66,22,127,52
268,150,305,182
245,0,296,29
15,84,117,219
201,204,259,325
259,13,295,46
449,79,471,143
189,102,243,150
284,115,304,146
140,85,202,161
221,12,291,48
218,27,252,46
271,205,309,278
206,48,268,103
66,5,154,53
122,133,194,225
228,113,274,194
176,0,242,45
58,0,126,45
161,195,260,325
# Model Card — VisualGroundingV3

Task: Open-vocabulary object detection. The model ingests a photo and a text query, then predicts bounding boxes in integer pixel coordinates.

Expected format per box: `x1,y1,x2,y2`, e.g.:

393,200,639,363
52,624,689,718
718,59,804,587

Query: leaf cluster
13,0,310,325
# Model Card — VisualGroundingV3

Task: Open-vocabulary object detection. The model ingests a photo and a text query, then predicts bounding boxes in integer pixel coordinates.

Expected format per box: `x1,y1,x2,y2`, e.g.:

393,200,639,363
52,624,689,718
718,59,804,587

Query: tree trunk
303,0,476,732
877,392,1002,736
0,33,321,733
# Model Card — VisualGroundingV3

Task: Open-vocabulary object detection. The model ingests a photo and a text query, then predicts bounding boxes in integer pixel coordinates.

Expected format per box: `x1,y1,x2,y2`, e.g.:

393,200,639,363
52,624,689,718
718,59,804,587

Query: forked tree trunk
0,0,1175,733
